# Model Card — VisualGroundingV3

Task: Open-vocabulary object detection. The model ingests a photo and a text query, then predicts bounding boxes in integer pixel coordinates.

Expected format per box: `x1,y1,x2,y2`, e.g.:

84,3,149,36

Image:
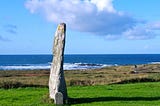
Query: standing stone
49,23,68,104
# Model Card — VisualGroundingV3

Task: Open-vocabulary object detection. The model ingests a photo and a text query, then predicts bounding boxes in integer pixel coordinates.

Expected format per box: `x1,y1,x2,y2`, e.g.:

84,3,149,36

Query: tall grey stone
49,23,68,104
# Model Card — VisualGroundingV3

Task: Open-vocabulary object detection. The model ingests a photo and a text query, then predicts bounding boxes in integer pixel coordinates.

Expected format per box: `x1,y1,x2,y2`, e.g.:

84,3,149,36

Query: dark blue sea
0,54,160,70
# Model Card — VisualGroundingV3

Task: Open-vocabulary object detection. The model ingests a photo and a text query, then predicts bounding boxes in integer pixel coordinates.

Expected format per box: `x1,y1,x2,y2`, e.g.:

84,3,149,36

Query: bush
0,81,23,89
69,80,94,86
117,78,158,84
0,81,47,89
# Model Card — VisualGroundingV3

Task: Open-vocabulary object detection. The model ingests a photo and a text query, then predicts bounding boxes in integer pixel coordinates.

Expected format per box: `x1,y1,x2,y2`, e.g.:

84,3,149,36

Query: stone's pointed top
57,23,66,33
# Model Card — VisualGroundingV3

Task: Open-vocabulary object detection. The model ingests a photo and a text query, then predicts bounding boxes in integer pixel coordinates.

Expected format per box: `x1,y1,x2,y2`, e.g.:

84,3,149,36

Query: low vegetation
0,64,160,88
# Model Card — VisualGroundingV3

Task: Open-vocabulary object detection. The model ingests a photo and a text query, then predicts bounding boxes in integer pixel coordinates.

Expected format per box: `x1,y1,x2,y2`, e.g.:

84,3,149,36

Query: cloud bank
25,0,160,40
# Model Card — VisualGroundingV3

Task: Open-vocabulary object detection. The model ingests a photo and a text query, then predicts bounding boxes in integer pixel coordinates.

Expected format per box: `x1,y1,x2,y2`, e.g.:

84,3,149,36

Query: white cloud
25,0,160,40
147,21,160,30
25,0,137,34
123,27,154,40
123,22,160,40
90,0,115,12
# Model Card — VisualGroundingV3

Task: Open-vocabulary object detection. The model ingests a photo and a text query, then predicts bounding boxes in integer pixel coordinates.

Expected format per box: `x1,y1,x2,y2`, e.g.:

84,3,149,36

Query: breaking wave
150,62,160,64
0,63,110,70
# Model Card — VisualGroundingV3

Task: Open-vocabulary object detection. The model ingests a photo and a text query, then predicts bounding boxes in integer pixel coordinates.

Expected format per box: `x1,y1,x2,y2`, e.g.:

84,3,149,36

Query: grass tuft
41,93,54,104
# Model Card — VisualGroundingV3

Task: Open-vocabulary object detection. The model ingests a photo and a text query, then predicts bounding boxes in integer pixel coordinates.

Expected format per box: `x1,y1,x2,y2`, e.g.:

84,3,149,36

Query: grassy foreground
0,82,160,106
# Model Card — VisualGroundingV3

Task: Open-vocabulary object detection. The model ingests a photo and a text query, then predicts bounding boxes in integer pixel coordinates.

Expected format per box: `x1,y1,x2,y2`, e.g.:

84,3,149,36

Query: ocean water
0,54,160,70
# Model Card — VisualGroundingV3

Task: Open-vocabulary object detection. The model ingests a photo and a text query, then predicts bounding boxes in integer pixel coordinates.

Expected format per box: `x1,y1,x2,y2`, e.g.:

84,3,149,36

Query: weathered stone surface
49,23,68,104
55,92,63,105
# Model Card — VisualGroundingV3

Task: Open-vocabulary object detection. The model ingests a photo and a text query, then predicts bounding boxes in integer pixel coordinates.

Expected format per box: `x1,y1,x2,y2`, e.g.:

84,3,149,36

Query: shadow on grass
68,96,160,104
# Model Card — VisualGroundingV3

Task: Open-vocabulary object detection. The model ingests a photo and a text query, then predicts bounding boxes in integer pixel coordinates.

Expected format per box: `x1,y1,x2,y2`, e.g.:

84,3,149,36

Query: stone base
55,92,63,105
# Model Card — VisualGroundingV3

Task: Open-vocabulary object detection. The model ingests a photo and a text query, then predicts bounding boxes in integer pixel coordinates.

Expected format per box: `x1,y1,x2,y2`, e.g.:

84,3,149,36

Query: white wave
63,63,111,70
150,62,160,64
0,65,50,70
0,63,111,70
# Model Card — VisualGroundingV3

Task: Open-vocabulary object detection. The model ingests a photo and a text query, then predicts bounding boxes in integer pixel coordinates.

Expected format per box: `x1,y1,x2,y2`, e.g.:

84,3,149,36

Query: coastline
1,54,160,70
0,64,160,88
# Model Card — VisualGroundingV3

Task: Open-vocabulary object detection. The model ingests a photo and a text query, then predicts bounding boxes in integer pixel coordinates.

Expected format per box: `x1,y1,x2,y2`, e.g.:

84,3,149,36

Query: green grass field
0,82,160,106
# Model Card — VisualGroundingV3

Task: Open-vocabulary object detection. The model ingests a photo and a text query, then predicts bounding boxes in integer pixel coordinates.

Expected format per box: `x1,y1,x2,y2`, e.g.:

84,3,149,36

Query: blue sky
0,0,160,54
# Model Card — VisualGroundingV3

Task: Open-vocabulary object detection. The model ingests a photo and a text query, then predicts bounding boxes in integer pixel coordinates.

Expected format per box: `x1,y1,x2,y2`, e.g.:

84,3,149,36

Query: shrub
69,80,94,86
0,81,23,89
116,78,158,84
